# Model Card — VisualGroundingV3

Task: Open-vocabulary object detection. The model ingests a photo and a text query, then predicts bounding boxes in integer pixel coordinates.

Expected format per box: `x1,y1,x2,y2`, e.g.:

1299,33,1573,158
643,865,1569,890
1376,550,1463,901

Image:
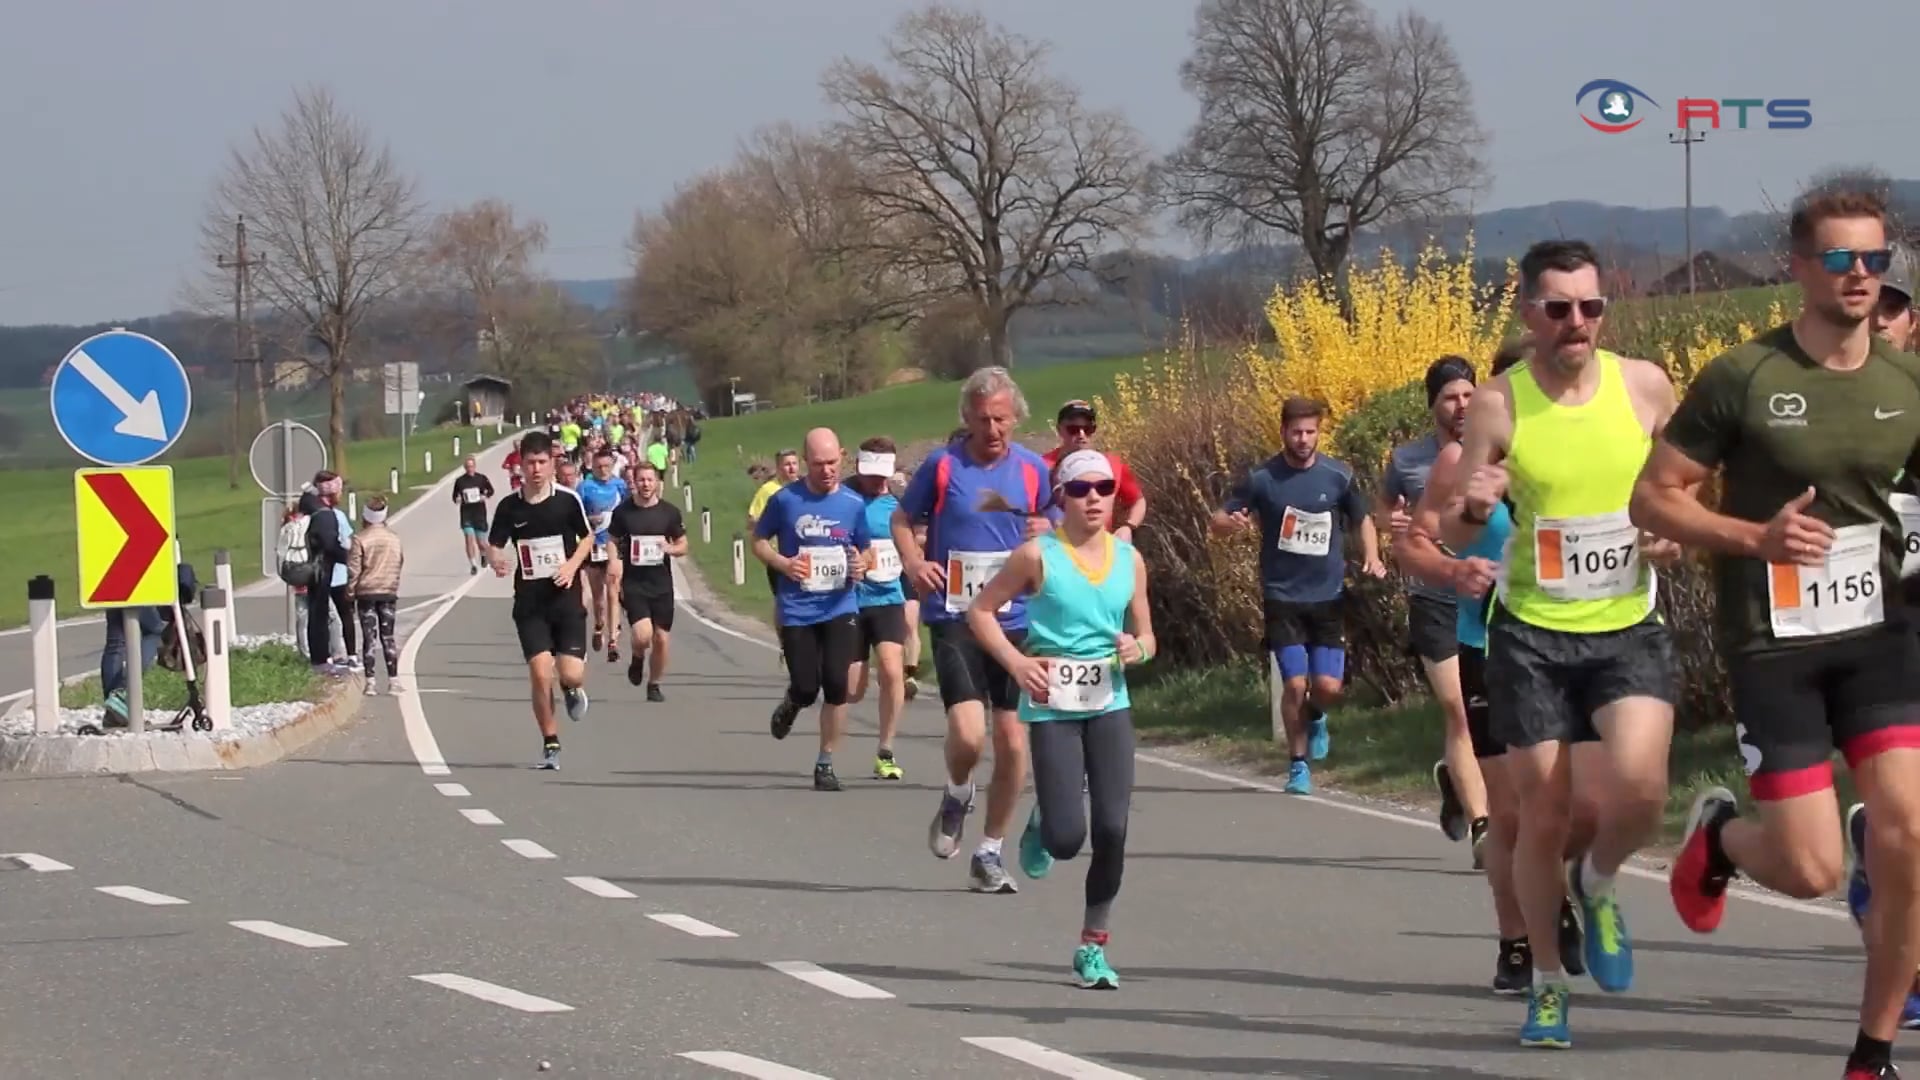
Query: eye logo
1576,78,1659,133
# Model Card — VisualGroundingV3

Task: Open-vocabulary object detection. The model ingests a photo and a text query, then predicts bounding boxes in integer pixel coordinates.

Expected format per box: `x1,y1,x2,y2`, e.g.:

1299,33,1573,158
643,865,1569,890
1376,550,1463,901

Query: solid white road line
679,1051,834,1079
395,574,485,776
502,838,557,860
460,808,503,825
2,853,73,872
433,782,471,797
229,920,348,949
962,1037,1140,1079
649,913,738,938
564,875,637,899
668,580,1854,925
95,885,189,906
410,972,574,1013
764,961,893,1000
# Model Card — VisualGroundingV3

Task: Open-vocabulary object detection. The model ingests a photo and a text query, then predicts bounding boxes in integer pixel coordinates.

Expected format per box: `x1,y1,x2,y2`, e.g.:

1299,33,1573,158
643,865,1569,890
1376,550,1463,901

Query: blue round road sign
49,330,194,466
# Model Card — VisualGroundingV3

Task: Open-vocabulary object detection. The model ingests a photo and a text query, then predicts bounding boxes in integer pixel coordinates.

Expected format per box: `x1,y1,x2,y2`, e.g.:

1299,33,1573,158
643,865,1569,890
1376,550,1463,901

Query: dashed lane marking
95,885,189,906
460,808,504,825
230,920,348,949
679,1051,834,1079
764,961,893,1000
2,853,73,872
410,972,574,1013
648,913,738,938
433,782,470,797
962,1037,1141,1079
502,838,557,860
564,876,636,899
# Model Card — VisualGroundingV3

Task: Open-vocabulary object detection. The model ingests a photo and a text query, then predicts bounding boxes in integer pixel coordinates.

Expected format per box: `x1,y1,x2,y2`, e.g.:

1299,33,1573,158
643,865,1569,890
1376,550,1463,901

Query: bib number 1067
1566,543,1634,577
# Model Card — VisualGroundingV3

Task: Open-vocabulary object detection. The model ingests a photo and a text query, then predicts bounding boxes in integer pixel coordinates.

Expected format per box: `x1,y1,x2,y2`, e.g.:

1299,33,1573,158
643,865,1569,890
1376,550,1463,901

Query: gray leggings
1030,708,1135,933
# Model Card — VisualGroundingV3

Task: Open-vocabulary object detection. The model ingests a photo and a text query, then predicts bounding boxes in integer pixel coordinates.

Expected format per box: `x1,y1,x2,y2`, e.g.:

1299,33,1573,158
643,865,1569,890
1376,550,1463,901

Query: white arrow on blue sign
49,329,194,467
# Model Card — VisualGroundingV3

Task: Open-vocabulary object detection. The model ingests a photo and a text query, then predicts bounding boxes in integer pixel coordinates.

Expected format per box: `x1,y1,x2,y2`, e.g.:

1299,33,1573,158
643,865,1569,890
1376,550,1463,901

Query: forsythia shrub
1103,239,1792,730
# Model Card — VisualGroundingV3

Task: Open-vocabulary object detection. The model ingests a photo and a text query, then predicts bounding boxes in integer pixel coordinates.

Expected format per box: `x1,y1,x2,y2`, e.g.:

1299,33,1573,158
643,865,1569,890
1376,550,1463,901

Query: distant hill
555,278,624,311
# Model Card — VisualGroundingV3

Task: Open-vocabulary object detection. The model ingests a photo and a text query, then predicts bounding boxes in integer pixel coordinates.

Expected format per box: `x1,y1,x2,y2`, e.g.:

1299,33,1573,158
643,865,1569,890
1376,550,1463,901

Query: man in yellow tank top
1440,239,1681,1050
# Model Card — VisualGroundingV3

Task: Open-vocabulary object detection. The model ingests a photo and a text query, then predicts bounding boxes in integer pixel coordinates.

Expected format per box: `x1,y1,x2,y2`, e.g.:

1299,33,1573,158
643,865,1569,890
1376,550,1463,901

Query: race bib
630,535,666,566
1533,510,1642,601
1035,658,1116,713
1275,507,1333,556
590,543,609,564
461,488,483,505
1893,493,1920,577
868,539,903,584
946,550,1011,614
517,536,566,581
1768,522,1884,639
798,545,849,593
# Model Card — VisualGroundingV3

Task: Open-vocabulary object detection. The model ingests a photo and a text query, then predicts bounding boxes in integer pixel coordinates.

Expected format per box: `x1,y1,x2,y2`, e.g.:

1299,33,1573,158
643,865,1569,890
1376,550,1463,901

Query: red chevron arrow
85,472,168,604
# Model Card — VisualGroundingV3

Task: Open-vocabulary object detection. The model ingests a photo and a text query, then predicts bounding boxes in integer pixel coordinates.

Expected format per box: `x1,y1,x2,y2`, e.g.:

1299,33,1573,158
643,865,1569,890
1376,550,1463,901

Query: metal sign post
249,419,327,638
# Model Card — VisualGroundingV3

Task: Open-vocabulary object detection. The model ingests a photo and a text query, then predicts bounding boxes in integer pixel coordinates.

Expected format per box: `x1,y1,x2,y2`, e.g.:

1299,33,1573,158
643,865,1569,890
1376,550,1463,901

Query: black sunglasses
1815,248,1893,275
1061,423,1096,436
1531,297,1607,321
1061,478,1116,499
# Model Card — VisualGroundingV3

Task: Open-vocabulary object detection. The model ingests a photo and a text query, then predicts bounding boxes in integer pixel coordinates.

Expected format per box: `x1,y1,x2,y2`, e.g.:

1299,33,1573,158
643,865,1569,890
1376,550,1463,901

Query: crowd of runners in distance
465,189,1920,1077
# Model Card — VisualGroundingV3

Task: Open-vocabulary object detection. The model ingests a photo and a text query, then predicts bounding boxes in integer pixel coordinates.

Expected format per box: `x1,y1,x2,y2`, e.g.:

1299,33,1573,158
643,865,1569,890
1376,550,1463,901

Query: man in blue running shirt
1212,395,1384,795
892,367,1055,894
578,448,630,664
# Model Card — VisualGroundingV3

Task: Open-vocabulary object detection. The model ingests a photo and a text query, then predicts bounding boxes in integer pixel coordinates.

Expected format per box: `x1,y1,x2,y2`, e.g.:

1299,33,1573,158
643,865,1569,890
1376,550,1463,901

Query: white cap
856,450,896,477
1054,449,1113,486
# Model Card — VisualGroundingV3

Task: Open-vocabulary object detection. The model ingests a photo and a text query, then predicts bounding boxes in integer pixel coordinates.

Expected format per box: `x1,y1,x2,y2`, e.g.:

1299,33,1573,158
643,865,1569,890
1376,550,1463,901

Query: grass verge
59,641,321,711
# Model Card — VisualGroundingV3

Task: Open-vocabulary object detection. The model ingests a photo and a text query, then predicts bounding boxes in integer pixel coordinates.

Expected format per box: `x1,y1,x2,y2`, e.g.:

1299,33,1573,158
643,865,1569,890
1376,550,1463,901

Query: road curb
0,673,365,776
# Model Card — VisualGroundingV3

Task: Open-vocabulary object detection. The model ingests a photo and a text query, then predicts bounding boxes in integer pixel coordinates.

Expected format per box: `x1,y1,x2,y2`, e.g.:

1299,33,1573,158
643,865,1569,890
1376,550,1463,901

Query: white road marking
410,972,574,1013
679,1051,834,1079
2,853,73,872
502,838,557,860
649,913,738,938
230,920,348,948
963,1037,1140,1079
565,875,637,899
764,961,893,1000
95,885,189,906
395,574,485,776
434,782,471,797
670,583,1853,925
460,808,503,825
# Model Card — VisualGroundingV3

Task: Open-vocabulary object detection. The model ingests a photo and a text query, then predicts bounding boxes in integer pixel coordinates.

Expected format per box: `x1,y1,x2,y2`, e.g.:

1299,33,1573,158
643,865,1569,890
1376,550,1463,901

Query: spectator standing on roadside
348,496,405,696
303,472,356,675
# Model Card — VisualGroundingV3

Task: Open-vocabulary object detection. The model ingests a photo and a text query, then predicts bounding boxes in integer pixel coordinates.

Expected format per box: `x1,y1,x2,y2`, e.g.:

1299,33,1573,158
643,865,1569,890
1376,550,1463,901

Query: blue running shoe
1568,859,1633,993
1285,760,1312,795
1904,990,1920,1030
1019,805,1054,880
1519,982,1571,1048
1847,802,1871,930
1306,706,1330,761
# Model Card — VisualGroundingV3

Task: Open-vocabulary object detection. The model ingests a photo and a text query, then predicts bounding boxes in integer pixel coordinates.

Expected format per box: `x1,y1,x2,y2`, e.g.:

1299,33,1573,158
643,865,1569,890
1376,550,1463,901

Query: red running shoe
1670,786,1738,933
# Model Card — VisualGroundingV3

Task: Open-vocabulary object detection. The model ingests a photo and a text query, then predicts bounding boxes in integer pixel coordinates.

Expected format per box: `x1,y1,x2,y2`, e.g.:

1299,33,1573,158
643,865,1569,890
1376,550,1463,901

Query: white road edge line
679,1051,834,1079
502,838,557,860
433,782,471,797
2,853,73,872
410,972,574,1013
460,808,503,825
962,1037,1140,1079
565,875,637,899
668,579,1852,925
764,960,893,1000
396,573,485,776
649,913,738,938
95,885,189,906
229,920,348,948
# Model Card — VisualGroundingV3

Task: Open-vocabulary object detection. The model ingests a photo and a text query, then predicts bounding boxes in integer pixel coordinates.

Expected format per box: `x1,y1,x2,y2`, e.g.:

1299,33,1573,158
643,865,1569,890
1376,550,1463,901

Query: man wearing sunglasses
1043,401,1146,540
1635,188,1920,1080
1442,238,1680,1050
1872,244,1917,352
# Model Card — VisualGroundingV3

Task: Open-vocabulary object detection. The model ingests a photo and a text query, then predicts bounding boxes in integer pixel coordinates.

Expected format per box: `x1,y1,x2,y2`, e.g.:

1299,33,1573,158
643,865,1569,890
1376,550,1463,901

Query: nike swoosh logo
1878,408,1907,420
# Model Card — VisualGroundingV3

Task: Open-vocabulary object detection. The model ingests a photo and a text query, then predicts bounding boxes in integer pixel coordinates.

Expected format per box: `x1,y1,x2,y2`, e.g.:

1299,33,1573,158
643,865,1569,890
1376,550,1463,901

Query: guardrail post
683,484,693,511
424,450,433,474
200,587,233,732
701,507,711,544
29,576,58,735
731,533,746,586
213,549,237,636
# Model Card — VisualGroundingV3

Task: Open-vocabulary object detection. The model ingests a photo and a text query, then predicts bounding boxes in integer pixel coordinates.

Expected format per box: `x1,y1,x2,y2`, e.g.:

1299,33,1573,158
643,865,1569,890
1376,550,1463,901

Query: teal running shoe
1074,943,1119,990
1306,705,1330,760
1519,982,1571,1048
1285,759,1311,795
1019,805,1054,880
1568,860,1633,992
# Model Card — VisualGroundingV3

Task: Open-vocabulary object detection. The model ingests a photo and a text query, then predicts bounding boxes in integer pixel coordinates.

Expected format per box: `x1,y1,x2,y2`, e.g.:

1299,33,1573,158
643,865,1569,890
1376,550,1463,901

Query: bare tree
200,85,421,469
1158,0,1487,280
822,5,1150,368
423,198,550,355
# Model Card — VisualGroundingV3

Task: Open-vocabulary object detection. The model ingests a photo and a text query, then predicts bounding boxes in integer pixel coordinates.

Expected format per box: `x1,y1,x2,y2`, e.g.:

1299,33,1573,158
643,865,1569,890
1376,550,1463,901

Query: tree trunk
984,307,1013,370
328,364,348,476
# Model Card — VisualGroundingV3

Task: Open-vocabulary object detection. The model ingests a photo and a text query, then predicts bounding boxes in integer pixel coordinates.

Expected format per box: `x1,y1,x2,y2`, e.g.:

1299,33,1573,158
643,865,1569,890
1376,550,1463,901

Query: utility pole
1669,123,1708,296
216,216,265,488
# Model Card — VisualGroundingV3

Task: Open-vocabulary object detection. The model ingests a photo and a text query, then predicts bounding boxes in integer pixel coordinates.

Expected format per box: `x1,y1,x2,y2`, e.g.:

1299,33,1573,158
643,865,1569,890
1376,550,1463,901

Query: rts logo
1577,78,1813,133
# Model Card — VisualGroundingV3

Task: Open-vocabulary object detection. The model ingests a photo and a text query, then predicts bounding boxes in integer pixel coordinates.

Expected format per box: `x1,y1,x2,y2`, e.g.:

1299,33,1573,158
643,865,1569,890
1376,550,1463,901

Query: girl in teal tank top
964,450,1156,991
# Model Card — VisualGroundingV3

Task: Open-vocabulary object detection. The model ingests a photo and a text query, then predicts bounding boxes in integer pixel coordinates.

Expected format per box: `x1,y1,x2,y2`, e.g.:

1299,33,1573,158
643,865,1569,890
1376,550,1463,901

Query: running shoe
608,644,620,664
1470,817,1489,870
1435,760,1467,842
1285,760,1311,795
1306,705,1331,761
1845,1063,1900,1079
1019,805,1054,880
1493,938,1532,996
903,677,920,701
469,563,479,576
563,686,590,723
929,791,972,858
592,627,604,653
1905,990,1920,1030
627,656,646,687
969,849,1018,894
1671,786,1738,933
873,752,903,780
1568,859,1632,992
537,740,561,770
1519,982,1571,1048
1847,802,1871,929
1074,943,1119,989
646,684,665,703
1558,897,1586,977
770,699,799,740
813,763,842,792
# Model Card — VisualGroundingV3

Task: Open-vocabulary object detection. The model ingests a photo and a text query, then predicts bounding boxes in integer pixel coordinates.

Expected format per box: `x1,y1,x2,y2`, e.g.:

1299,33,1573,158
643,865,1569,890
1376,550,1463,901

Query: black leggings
1030,708,1135,933
778,616,860,707
305,576,356,665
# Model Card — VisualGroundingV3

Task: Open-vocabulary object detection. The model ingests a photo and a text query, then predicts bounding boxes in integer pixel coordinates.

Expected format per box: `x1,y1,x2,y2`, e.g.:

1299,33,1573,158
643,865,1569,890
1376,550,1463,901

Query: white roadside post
389,467,399,494
453,436,461,459
347,491,358,522
731,535,746,586
213,549,237,637
701,507,711,544
200,586,233,731
683,484,693,512
28,576,59,735
671,462,680,489
424,450,433,474
475,429,483,448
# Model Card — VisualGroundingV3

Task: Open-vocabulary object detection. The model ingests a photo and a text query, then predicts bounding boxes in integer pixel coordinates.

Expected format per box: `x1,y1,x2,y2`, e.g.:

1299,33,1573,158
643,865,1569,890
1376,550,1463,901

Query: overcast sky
0,0,1903,326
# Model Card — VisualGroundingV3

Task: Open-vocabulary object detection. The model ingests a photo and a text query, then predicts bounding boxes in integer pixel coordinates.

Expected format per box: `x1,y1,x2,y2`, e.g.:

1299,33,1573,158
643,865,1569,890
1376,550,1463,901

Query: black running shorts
621,589,676,633
931,620,1025,713
515,601,588,661
1406,593,1459,664
1484,607,1675,749
1729,625,1920,801
1457,644,1505,759
858,603,909,653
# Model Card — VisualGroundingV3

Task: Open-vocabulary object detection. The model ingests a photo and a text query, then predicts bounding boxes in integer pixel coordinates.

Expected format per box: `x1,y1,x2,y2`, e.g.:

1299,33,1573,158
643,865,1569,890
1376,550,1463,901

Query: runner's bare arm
1623,356,1680,437
1120,547,1156,664
1210,474,1255,536
1401,442,1465,585
966,541,1042,672
1628,355,1762,557
1439,376,1513,550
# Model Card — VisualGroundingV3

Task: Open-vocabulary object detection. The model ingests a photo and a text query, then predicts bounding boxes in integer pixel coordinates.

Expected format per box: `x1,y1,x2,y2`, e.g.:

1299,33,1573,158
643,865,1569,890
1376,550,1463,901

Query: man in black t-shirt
607,461,687,702
488,431,595,769
451,457,495,576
